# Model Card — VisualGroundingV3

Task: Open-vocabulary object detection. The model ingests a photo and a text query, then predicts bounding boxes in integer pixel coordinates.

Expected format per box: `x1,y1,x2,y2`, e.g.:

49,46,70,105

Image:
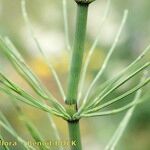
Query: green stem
68,120,82,150
66,2,89,150
66,3,89,105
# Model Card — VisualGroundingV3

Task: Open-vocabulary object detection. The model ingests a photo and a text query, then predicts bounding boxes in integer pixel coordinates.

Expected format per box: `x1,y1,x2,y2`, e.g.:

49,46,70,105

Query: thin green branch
18,0,66,140
80,100,143,118
91,62,150,107
0,134,10,150
0,37,53,101
11,104,49,150
0,112,15,132
80,10,128,110
21,117,49,150
46,115,64,150
0,73,69,119
2,37,68,141
0,37,68,116
4,91,63,150
85,76,150,114
0,86,46,111
88,43,150,106
21,0,66,101
0,112,35,150
0,86,65,118
105,72,146,150
62,0,71,51
78,0,111,101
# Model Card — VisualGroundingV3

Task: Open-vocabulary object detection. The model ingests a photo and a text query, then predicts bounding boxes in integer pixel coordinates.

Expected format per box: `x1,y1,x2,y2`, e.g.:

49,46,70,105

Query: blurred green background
0,0,150,150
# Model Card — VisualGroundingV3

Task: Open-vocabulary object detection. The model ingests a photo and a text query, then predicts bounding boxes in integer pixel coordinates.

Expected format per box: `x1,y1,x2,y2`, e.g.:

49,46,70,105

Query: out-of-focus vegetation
0,0,150,149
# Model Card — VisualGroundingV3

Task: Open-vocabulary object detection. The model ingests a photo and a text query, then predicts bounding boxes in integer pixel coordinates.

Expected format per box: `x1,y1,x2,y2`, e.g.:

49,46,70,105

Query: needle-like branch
21,0,66,101
78,0,111,101
62,0,71,51
80,10,128,110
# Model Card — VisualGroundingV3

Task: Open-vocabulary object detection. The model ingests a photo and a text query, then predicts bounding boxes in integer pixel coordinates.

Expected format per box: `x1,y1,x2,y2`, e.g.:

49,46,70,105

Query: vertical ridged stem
66,2,89,150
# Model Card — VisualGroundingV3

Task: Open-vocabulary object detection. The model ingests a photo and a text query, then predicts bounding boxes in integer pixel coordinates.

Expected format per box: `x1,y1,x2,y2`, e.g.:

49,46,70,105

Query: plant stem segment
66,3,88,105
66,2,89,150
68,120,82,150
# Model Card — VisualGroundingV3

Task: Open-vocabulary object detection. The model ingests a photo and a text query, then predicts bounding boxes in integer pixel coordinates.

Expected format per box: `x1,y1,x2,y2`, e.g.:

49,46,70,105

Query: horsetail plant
0,0,150,150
